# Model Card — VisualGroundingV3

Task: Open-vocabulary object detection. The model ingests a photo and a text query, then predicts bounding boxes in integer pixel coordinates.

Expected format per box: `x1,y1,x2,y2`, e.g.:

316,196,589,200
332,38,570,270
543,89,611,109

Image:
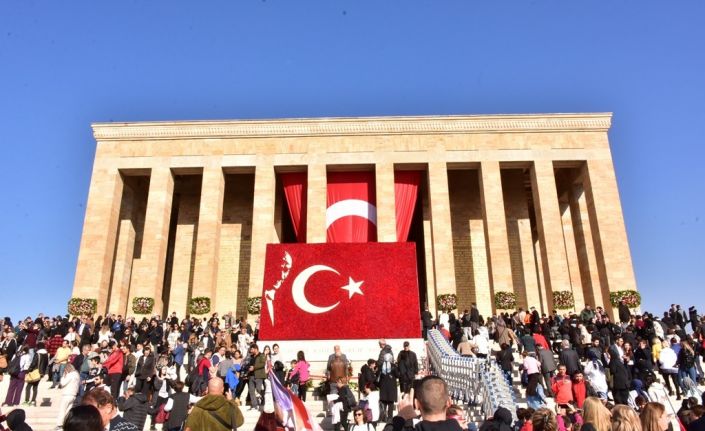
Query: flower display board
494,291,517,310
132,297,154,314
609,290,641,308
67,298,97,316
247,296,262,315
188,297,211,315
552,290,575,310
437,293,457,312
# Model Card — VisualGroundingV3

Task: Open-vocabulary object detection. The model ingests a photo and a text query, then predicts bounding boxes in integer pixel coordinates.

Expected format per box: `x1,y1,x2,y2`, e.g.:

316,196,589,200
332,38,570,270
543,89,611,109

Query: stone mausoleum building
71,113,638,319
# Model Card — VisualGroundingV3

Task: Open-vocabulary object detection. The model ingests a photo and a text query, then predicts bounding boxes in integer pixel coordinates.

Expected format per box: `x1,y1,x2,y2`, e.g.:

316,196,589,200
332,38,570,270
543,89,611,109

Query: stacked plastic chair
425,329,517,422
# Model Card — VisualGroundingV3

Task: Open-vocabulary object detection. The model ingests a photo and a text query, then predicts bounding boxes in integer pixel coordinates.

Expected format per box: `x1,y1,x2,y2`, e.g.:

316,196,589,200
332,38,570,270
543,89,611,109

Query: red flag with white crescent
326,171,376,243
259,243,421,340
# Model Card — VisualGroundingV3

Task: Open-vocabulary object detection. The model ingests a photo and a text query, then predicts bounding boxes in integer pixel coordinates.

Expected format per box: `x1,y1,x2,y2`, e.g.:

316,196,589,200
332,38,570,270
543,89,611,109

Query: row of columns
73,157,636,318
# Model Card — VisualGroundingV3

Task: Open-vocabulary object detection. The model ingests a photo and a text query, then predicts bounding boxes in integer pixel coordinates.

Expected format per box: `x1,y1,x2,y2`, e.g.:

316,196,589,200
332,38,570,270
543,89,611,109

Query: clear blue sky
1,1,703,320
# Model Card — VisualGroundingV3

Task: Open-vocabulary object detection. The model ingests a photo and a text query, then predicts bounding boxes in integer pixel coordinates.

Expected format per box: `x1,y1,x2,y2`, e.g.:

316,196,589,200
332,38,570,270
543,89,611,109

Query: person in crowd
551,364,573,406
183,377,243,431
537,344,557,398
479,406,514,431
390,375,464,430
378,350,398,422
102,341,124,400
247,343,266,410
531,408,557,431
677,339,698,389
657,339,681,399
572,371,587,409
350,407,374,431
164,380,201,431
135,345,156,395
23,341,48,406
62,405,104,431
581,396,612,431
289,350,310,401
117,386,149,430
609,346,632,406
358,358,378,393
3,346,30,407
496,343,515,387
330,377,357,431
611,404,642,431
56,364,80,429
559,340,582,376
639,403,670,431
82,387,138,431
360,383,380,428
397,341,418,395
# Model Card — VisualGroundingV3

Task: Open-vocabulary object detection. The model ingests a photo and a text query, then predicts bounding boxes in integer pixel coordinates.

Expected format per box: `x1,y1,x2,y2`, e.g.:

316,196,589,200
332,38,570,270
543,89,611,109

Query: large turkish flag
259,243,421,340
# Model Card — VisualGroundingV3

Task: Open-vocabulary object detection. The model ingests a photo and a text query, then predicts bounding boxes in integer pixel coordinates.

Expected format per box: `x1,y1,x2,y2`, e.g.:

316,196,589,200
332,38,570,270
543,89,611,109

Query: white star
340,277,364,299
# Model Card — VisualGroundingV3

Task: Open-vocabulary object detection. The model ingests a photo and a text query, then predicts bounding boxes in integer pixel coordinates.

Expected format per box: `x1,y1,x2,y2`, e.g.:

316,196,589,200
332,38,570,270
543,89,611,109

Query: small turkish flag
259,243,421,340
326,171,377,243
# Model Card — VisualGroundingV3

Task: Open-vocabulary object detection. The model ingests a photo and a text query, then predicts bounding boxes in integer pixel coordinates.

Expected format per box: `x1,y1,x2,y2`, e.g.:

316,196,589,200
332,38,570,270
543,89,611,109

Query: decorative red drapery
394,171,421,242
280,173,307,243
326,171,377,243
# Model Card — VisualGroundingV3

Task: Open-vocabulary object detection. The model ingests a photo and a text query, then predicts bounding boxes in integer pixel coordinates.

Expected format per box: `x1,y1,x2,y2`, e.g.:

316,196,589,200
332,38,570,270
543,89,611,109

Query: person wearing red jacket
571,371,587,408
102,341,124,400
551,365,574,406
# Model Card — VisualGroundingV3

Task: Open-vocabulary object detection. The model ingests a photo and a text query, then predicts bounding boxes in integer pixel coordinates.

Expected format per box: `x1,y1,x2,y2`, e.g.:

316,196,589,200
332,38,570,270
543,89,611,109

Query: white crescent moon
326,199,377,228
291,265,340,314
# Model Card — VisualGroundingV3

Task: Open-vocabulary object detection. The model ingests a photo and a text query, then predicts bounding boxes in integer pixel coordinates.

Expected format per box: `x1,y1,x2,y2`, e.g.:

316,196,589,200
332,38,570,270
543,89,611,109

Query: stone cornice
92,113,612,141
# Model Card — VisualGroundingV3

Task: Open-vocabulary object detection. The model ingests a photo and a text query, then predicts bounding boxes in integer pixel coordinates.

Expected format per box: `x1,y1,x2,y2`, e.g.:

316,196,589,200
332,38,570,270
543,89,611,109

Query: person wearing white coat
56,364,80,430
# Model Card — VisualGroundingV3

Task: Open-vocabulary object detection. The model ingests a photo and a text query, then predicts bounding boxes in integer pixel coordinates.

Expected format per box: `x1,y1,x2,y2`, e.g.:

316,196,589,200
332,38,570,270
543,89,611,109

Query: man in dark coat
396,341,418,395
421,306,434,340
537,344,557,397
118,387,149,430
358,359,377,392
559,340,582,376
618,300,631,325
634,339,654,381
609,346,631,405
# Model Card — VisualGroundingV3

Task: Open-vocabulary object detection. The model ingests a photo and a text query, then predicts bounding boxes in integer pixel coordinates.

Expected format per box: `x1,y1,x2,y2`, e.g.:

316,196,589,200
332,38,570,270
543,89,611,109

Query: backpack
357,399,373,423
6,355,21,377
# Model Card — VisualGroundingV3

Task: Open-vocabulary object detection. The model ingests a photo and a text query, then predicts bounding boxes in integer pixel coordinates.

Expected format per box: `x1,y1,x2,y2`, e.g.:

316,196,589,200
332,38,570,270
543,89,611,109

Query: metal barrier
426,329,517,421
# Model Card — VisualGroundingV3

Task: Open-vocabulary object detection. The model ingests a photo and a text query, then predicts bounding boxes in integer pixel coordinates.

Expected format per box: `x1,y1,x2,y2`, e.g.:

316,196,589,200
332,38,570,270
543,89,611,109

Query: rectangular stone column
307,164,327,243
530,160,572,310
192,165,225,309
427,163,457,302
167,193,200,315
72,166,124,314
375,163,397,242
502,170,540,311
421,181,437,316
129,167,174,316
560,201,586,311
108,187,136,316
480,162,513,312
248,163,277,307
582,158,637,317
569,183,605,309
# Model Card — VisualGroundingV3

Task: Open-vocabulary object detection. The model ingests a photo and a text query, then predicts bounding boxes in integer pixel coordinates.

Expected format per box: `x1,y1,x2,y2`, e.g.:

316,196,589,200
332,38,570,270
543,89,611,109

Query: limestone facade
71,113,637,319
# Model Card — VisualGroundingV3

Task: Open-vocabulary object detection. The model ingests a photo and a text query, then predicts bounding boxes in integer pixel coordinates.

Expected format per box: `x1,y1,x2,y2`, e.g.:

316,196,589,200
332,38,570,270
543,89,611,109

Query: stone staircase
0,376,380,431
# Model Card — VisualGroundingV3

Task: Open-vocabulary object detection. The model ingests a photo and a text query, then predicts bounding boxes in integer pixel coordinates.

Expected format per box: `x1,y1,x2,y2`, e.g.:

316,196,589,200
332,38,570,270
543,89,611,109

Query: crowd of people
0,301,702,431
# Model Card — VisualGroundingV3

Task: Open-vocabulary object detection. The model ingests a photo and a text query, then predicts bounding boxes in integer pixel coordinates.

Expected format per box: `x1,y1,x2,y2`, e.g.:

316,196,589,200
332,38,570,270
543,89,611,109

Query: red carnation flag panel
259,242,421,340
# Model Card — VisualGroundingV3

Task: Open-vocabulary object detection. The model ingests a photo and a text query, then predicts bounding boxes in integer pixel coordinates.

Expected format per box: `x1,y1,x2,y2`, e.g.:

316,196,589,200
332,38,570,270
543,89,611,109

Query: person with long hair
532,408,557,431
677,340,698,389
289,351,310,401
611,405,642,431
582,396,612,431
640,402,670,431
